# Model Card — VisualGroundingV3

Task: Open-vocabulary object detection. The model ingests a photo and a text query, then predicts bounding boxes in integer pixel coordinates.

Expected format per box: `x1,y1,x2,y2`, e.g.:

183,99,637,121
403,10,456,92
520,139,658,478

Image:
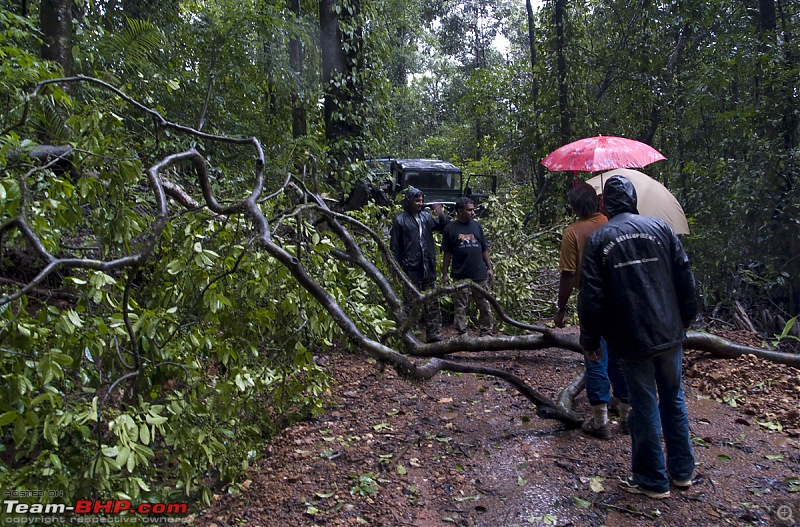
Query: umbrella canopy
586,169,690,235
542,136,666,172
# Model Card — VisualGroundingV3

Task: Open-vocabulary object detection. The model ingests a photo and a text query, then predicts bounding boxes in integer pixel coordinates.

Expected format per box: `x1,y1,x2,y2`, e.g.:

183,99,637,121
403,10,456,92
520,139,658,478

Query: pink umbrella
541,136,666,172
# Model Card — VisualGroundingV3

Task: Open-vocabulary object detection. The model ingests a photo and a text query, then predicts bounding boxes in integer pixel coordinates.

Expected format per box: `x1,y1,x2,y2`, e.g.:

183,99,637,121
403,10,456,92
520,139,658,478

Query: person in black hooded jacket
390,187,449,342
578,175,698,500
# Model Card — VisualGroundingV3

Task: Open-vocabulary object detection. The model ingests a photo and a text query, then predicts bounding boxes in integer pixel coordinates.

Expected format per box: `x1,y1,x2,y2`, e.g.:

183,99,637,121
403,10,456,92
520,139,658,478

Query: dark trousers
403,277,442,340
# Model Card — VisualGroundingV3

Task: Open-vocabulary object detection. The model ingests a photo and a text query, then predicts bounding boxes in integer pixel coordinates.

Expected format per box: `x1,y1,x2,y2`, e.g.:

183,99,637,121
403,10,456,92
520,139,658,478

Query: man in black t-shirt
442,198,494,336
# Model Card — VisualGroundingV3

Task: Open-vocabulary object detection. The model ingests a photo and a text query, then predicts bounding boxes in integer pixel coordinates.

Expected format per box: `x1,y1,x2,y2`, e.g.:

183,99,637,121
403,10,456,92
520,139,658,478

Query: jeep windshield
391,159,462,205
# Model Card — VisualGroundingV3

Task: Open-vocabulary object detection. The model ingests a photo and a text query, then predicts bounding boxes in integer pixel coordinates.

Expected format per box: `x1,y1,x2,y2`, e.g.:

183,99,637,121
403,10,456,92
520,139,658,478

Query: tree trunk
39,0,72,78
554,0,569,146
289,0,307,138
525,0,538,109
319,0,365,188
263,37,278,117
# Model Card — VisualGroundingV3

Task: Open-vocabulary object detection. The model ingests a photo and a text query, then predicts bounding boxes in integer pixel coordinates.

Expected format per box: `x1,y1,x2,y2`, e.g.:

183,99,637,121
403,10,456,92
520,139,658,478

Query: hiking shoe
618,418,630,435
672,478,692,490
581,419,612,440
619,477,670,499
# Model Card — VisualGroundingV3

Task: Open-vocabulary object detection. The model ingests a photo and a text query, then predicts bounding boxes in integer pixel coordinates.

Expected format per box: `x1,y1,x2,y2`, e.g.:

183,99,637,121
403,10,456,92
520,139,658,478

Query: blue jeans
619,345,694,493
585,339,629,406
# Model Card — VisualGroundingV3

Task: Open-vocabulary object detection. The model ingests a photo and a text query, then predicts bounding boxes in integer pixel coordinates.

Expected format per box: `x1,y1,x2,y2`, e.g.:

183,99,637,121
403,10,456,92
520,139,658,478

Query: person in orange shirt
555,183,629,439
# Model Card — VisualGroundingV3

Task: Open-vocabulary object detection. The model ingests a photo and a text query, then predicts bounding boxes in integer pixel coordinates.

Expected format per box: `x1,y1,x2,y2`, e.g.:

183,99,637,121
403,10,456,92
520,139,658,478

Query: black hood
603,175,639,218
403,186,423,213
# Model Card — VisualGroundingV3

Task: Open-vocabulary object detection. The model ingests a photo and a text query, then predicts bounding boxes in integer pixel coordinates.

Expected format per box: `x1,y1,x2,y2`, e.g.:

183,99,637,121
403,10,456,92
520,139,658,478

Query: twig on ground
597,502,653,518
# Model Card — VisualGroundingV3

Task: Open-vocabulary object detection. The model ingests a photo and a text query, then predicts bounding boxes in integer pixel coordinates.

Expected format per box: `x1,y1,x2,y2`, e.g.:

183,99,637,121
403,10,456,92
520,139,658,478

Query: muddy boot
618,403,631,435
582,404,612,440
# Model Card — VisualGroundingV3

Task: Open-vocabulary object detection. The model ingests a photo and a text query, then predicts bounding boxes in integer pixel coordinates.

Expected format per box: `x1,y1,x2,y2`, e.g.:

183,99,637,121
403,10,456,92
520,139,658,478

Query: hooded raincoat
578,176,698,361
390,187,449,283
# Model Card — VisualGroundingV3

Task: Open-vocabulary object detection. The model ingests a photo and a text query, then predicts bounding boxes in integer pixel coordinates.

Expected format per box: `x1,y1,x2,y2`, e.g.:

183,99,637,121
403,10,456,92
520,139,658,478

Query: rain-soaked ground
189,329,800,527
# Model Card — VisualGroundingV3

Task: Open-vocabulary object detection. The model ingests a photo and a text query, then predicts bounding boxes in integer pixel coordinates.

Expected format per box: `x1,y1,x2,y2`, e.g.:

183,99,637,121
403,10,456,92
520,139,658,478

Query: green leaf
140,424,151,444
0,411,17,427
49,453,62,470
573,497,592,508
117,446,131,467
67,309,83,327
145,414,168,425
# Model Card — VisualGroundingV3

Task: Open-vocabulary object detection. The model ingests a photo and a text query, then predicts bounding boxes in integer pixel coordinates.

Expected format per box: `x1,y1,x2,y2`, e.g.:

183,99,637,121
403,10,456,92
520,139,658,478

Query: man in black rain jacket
390,187,449,342
578,175,698,500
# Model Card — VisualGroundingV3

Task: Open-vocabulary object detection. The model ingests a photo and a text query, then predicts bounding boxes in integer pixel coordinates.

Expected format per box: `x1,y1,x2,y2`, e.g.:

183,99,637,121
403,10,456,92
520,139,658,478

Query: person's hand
442,275,450,285
554,309,566,328
486,268,494,281
584,347,603,361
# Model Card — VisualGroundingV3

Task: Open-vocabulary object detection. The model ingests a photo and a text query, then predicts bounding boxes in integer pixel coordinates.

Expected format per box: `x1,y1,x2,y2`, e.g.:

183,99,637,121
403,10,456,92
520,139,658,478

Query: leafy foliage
480,191,561,326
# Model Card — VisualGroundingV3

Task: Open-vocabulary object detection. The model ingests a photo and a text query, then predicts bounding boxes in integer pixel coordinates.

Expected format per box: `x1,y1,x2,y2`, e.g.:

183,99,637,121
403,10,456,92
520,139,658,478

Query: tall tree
553,0,569,146
525,0,539,108
39,0,71,77
289,0,307,138
319,0,366,186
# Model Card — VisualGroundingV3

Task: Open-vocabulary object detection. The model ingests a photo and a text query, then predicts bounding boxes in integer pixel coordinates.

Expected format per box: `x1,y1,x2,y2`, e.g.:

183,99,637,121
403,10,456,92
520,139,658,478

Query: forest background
0,0,798,514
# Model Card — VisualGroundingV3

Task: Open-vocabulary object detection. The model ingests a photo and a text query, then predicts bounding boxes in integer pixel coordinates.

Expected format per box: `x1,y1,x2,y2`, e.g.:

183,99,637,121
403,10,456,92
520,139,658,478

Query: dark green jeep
388,158,496,207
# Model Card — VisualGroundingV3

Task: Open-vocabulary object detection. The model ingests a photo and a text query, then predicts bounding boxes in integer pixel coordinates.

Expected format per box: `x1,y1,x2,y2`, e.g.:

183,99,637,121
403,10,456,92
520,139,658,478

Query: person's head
603,175,639,219
454,197,475,222
567,183,599,218
403,186,425,214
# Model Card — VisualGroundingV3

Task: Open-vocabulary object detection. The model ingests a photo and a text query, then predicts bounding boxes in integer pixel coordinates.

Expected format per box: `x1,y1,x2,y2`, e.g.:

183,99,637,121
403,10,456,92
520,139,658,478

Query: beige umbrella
585,168,690,235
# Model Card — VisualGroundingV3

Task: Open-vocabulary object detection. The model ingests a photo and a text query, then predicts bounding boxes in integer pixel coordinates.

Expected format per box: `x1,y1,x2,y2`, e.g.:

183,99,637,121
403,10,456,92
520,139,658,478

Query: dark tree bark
263,37,278,117
289,0,307,138
522,0,551,228
525,0,539,107
39,0,72,78
319,0,365,188
554,0,569,147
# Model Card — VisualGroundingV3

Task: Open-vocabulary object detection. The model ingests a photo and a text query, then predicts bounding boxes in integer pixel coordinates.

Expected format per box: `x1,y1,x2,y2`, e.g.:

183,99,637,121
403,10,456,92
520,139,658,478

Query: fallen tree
2,76,796,501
